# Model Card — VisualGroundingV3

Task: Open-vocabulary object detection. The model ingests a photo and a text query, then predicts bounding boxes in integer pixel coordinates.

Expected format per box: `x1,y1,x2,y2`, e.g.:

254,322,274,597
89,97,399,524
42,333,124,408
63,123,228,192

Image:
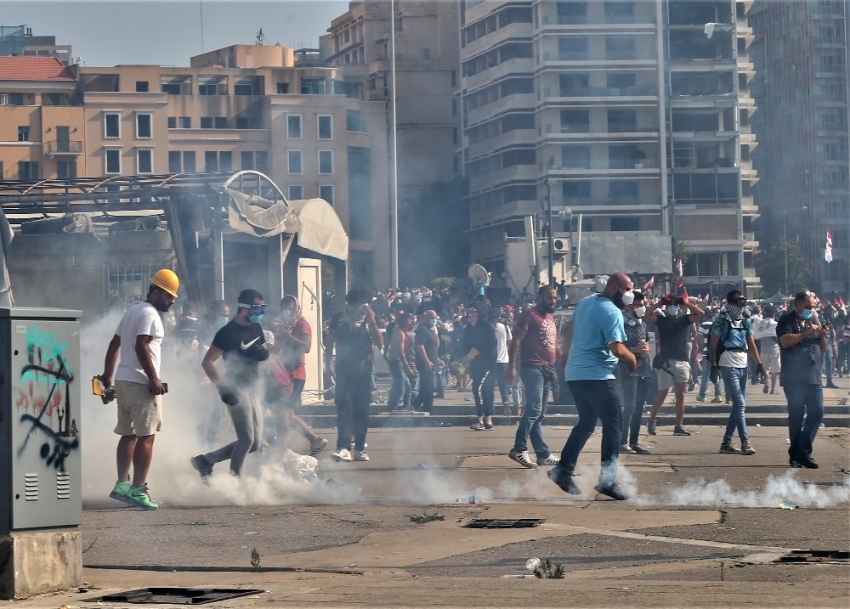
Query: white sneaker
353,450,370,461
349,442,368,451
332,448,352,462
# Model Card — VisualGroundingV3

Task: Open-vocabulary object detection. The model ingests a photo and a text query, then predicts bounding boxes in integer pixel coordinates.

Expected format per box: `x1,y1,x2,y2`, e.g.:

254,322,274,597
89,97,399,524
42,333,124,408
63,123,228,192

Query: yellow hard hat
151,269,179,297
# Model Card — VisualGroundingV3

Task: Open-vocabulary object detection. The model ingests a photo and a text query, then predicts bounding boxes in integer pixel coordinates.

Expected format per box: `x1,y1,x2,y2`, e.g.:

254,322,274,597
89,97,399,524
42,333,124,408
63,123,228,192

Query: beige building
0,46,391,288
322,0,461,203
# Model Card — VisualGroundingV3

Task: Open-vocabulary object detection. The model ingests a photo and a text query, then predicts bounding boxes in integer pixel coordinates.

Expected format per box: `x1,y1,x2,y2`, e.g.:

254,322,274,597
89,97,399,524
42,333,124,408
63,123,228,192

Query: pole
783,215,788,296
546,179,554,287
389,0,400,288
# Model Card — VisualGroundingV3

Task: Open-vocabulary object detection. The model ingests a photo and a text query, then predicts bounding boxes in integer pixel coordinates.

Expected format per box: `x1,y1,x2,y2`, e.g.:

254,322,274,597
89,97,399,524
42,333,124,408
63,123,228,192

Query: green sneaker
711,396,723,403
696,395,706,402
126,484,159,510
109,480,133,505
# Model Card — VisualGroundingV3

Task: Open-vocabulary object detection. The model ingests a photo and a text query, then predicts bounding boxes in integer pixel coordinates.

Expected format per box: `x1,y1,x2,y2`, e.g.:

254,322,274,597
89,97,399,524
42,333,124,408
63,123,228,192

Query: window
347,146,372,240
276,82,290,94
604,1,634,21
563,181,591,198
288,150,302,174
105,148,121,174
301,78,326,95
557,1,587,24
135,81,149,92
608,109,637,131
561,145,591,169
104,112,120,138
319,150,334,174
241,151,255,170
609,180,639,197
168,117,176,129
346,109,366,132
136,113,152,138
200,117,213,129
607,72,636,90
0,161,3,179
55,160,76,179
560,73,589,94
611,217,639,231
558,37,588,61
18,161,38,180
318,115,333,140
17,126,30,142
255,151,268,174
234,78,261,95
205,151,219,172
161,76,190,95
220,151,232,172
560,109,589,132
137,148,153,173
204,151,231,172
199,77,224,95
319,184,334,204
169,151,181,173
42,93,62,106
287,115,302,139
183,151,196,173
288,185,303,200
9,93,24,105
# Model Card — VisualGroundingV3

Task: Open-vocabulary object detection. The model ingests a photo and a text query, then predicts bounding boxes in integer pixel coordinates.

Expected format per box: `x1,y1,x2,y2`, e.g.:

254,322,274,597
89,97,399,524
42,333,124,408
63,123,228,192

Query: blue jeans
719,366,749,444
783,384,824,461
511,365,551,457
699,360,722,398
822,346,834,384
560,379,623,484
620,375,652,445
494,362,510,404
511,374,523,408
387,359,412,411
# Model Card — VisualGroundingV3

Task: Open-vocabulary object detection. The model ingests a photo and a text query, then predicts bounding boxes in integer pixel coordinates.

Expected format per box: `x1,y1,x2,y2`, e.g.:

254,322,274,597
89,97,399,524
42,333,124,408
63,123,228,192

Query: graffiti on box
15,326,78,470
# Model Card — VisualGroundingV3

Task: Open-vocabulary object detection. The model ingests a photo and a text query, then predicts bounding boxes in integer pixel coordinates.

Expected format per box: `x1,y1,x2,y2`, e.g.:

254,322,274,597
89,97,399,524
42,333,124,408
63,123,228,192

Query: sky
1,1,349,66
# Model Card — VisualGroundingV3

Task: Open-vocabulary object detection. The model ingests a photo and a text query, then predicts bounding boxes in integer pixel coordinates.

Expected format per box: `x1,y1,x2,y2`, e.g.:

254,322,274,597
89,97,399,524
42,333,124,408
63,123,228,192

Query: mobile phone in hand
150,382,169,394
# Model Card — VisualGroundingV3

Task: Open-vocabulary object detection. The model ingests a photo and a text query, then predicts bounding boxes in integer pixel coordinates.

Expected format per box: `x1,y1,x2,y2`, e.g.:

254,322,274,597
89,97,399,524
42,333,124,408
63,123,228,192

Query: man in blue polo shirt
549,273,637,500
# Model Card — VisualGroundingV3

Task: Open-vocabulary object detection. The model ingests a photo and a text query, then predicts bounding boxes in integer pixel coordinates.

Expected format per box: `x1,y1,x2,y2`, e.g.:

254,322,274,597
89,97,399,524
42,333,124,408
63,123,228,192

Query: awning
286,198,349,261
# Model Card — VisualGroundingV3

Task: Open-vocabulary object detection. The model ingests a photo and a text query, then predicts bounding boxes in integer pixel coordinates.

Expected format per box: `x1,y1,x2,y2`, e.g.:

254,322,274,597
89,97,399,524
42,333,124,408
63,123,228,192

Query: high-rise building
459,0,760,295
322,0,461,202
751,0,850,296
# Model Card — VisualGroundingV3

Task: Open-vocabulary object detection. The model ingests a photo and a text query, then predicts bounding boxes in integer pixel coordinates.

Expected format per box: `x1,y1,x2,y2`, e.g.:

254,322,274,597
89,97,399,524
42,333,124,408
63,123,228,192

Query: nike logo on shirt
240,337,260,350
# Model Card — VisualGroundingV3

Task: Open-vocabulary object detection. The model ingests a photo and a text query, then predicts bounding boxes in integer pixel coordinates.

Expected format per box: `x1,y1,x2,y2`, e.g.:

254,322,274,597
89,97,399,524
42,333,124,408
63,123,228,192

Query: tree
398,177,470,286
756,241,813,296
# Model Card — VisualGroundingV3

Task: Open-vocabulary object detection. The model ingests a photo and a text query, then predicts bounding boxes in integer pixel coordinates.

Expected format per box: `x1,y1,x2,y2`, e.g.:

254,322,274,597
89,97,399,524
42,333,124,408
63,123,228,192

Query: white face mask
621,290,635,306
634,306,646,318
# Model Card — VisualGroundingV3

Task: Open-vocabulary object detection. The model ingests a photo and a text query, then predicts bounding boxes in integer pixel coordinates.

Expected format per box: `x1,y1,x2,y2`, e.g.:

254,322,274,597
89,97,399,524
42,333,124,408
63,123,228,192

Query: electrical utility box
0,308,82,534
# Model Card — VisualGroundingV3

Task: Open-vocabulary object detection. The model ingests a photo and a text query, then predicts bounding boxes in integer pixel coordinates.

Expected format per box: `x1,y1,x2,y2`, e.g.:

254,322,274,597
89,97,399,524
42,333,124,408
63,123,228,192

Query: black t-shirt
655,315,692,362
415,324,439,364
331,312,374,378
211,320,267,386
776,310,823,386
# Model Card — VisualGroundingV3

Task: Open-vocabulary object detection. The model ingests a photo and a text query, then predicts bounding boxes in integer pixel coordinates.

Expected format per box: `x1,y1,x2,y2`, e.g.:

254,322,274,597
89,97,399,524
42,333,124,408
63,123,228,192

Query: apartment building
0,25,73,65
0,46,390,287
459,0,760,295
0,56,84,182
322,0,461,202
751,0,850,295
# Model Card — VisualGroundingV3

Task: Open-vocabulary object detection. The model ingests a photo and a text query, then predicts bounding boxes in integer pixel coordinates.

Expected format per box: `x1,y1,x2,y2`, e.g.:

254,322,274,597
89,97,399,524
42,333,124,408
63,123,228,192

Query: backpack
713,313,748,365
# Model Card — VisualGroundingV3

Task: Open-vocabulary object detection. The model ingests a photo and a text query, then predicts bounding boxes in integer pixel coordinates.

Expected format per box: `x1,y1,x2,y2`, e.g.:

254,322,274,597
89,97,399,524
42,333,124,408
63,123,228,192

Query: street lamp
545,179,554,287
782,206,807,295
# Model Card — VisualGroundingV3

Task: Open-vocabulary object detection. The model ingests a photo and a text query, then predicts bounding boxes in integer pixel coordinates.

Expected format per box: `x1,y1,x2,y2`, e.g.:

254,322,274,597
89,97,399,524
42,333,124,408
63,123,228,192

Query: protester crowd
98,270,845,509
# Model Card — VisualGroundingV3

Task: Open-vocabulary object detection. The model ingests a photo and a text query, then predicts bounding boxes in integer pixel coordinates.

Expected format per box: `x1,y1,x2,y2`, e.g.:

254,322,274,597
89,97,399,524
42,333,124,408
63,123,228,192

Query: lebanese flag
675,256,684,277
676,274,685,291
826,231,833,263
642,276,655,291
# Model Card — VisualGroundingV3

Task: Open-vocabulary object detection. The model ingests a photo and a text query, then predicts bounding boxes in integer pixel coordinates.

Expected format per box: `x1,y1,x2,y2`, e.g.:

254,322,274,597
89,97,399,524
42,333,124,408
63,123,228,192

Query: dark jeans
470,358,495,418
511,365,551,456
620,375,652,445
335,373,371,451
387,359,411,411
560,379,623,485
783,383,824,461
414,359,435,413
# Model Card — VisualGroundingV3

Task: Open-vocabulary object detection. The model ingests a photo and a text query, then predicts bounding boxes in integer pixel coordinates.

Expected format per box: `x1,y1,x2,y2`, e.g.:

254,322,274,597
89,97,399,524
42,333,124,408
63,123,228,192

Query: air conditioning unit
553,239,570,254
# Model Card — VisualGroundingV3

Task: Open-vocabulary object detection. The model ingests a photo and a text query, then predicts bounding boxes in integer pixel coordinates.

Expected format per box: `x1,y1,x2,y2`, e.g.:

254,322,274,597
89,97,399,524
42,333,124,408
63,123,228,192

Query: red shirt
278,318,311,381
515,306,557,367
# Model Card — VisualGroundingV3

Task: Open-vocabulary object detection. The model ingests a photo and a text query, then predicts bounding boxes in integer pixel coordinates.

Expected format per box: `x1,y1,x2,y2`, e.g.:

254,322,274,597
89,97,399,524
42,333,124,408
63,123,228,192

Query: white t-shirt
494,322,511,364
115,302,164,385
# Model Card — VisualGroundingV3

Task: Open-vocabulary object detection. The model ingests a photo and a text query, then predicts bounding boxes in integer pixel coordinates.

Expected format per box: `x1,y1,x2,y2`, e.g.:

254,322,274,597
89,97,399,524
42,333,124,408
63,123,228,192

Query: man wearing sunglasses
192,289,270,479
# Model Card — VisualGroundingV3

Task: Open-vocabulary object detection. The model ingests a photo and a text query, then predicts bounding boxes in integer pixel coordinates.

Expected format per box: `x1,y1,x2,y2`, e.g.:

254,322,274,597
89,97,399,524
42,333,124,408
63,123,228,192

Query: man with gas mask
776,291,829,468
618,291,653,454
192,289,270,480
645,293,704,436
549,273,636,500
326,287,384,462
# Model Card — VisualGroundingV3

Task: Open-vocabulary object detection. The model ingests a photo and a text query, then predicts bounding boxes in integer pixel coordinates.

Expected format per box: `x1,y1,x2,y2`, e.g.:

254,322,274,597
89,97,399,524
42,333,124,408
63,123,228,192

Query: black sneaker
191,455,213,482
482,422,495,430
673,425,692,436
594,483,629,501
763,384,769,394
795,456,819,469
470,422,485,431
630,444,651,454
548,467,581,495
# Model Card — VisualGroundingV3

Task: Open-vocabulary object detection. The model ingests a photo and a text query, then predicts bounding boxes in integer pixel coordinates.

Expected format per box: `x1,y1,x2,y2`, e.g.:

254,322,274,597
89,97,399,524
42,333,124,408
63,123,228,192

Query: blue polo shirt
565,295,627,381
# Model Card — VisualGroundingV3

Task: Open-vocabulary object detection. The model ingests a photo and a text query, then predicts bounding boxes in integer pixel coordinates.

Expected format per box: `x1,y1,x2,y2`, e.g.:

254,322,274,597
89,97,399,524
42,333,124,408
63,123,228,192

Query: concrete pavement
15,424,850,608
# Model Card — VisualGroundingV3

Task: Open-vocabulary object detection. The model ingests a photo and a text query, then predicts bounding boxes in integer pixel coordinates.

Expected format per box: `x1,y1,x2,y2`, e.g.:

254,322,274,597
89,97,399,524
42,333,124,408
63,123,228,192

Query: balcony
45,140,82,157
546,85,658,100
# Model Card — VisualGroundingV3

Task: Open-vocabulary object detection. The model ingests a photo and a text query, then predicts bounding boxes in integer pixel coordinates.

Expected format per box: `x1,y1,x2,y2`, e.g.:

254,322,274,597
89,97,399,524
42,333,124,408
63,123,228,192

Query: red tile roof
0,57,76,82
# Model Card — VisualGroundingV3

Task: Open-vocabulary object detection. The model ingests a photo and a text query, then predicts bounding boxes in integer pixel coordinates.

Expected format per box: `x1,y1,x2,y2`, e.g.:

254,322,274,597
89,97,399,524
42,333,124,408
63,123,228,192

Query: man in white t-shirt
493,314,513,416
100,269,178,510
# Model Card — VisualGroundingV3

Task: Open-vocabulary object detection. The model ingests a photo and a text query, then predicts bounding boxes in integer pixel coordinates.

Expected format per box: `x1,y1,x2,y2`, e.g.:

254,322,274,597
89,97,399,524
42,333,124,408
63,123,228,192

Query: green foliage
250,548,261,569
534,558,565,579
673,239,692,265
431,277,455,290
409,510,445,524
756,241,814,295
399,177,470,286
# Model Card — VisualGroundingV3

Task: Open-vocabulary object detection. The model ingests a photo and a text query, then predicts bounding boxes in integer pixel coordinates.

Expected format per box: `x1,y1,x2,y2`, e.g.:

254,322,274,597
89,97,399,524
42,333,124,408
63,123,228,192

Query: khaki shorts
762,351,781,375
656,359,691,391
114,380,162,436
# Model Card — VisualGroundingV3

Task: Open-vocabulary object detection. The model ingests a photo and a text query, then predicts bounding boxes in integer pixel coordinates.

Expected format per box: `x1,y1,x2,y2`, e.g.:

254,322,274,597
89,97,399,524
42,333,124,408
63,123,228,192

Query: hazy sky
1,1,349,66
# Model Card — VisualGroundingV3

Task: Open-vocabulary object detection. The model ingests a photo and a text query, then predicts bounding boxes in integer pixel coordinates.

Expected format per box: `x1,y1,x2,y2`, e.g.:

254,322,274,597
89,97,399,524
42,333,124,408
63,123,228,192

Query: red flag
676,275,684,291
642,276,655,291
840,297,846,308
675,256,683,277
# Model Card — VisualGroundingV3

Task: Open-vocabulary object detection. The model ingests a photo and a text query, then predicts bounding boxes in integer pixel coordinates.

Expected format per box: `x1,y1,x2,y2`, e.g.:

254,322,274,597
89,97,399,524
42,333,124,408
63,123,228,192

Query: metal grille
103,264,172,312
86,587,265,605
57,471,70,500
24,473,38,501
464,518,545,529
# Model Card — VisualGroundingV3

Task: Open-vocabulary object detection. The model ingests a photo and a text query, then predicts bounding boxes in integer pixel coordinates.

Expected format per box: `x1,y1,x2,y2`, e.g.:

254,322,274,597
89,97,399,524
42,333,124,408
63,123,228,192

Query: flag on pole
675,256,683,277
825,231,833,263
642,276,655,291
675,274,685,292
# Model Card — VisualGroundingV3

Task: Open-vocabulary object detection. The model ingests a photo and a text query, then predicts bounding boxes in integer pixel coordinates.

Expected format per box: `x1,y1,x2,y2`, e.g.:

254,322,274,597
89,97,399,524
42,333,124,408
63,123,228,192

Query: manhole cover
85,587,264,605
465,518,545,529
777,550,850,563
